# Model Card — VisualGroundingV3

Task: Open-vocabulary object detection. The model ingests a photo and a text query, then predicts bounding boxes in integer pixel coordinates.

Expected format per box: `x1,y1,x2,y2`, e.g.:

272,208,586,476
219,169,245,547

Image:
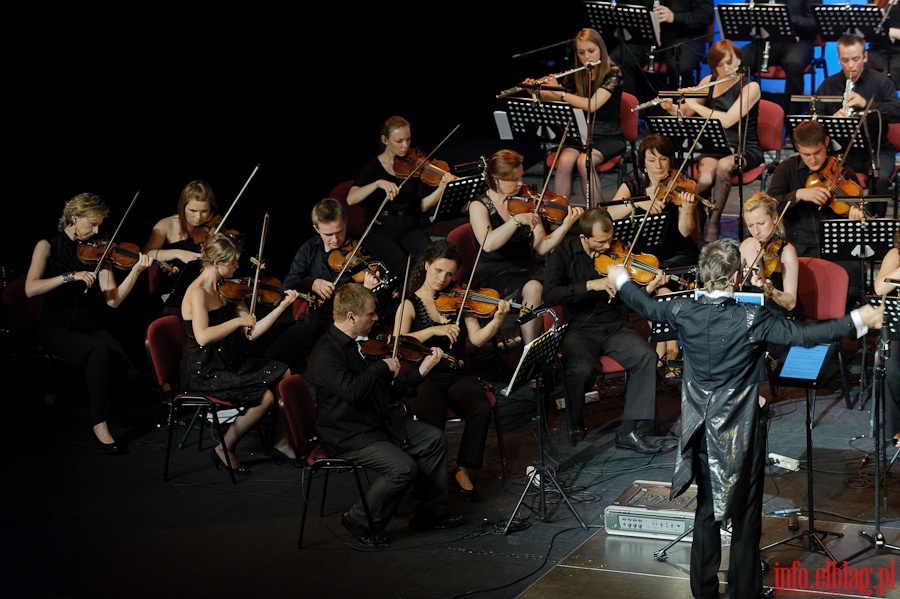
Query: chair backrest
329,180,364,239
796,257,849,321
446,223,476,283
757,99,785,153
887,122,900,151
145,315,186,393
620,92,639,143
278,373,318,450
2,275,43,343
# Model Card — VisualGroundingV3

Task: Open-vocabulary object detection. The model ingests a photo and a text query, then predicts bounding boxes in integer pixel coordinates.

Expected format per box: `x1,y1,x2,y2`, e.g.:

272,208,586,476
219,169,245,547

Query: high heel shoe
451,467,480,502
211,450,251,476
270,447,302,468
93,434,124,455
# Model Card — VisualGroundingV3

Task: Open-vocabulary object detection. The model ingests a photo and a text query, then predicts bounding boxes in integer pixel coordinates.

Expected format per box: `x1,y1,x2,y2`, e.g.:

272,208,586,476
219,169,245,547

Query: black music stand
839,295,900,564
502,98,586,146
649,289,694,344
429,175,487,225
786,116,870,156
788,97,843,121
371,276,399,333
812,4,888,43
763,343,845,562
584,1,660,49
612,212,673,256
501,321,588,534
646,116,730,159
716,3,795,75
820,217,895,409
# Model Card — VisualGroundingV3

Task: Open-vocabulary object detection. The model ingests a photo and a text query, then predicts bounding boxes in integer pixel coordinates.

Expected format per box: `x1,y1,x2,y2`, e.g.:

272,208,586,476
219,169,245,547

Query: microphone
515,305,549,327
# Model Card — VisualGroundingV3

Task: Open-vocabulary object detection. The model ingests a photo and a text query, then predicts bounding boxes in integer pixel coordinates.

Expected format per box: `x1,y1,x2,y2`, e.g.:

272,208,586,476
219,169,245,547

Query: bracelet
510,213,521,227
625,200,635,213
62,271,75,284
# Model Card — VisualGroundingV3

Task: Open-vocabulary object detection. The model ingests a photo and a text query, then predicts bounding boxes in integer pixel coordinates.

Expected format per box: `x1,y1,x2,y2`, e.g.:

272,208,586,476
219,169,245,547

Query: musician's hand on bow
513,211,541,231
795,186,831,207
849,205,866,220
379,179,400,200
312,278,336,299
437,323,460,344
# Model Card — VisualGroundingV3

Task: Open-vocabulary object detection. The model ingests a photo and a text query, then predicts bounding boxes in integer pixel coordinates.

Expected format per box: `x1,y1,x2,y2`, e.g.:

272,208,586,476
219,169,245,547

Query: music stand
429,175,487,225
787,116,870,155
788,97,843,120
646,116,730,159
649,289,694,343
612,212,674,256
371,275,399,330
716,3,795,75
812,4,888,43
584,1,660,48
839,295,900,564
763,343,845,562
501,321,588,534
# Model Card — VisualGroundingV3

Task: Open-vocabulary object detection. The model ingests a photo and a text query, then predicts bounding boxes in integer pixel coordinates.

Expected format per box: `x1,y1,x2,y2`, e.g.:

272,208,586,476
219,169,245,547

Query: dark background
1,2,583,282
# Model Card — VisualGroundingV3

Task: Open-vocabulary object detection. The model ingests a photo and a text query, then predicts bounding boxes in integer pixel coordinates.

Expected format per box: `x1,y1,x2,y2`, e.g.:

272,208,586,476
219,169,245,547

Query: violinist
25,193,153,454
872,224,900,447
814,34,900,207
768,119,866,309
609,133,700,383
738,193,803,330
521,28,625,202
181,232,300,477
346,115,457,277
265,198,383,375
542,207,669,450
469,149,584,347
867,1,900,90
392,240,510,501
658,40,763,243
143,180,218,316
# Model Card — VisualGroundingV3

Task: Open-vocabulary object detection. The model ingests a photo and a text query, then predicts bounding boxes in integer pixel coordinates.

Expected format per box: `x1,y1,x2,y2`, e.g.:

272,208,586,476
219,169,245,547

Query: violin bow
87,190,141,292
536,120,572,211
335,123,462,286
448,225,491,351
214,164,260,235
740,202,790,289
246,212,270,340
823,97,873,201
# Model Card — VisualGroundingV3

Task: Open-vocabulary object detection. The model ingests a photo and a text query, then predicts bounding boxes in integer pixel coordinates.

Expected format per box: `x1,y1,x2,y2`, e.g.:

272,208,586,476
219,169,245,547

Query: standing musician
393,240,510,501
346,115,457,277
658,39,763,243
468,149,584,347
265,198,383,375
609,133,701,381
814,33,900,209
767,119,866,309
180,232,300,476
25,193,153,454
522,28,625,203
542,206,670,449
872,224,900,447
143,180,219,316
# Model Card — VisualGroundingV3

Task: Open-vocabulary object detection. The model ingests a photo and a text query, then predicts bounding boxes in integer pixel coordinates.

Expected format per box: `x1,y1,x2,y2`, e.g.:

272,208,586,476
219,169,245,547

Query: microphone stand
735,68,748,242
583,66,598,208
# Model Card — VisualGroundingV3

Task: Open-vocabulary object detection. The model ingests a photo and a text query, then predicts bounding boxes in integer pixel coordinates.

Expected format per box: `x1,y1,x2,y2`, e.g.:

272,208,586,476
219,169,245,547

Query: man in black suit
609,239,883,599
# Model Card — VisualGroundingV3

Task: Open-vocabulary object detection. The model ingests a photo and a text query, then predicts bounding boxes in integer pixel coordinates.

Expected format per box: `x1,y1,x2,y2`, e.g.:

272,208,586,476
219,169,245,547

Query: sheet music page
650,10,660,47
574,108,588,143
494,111,513,140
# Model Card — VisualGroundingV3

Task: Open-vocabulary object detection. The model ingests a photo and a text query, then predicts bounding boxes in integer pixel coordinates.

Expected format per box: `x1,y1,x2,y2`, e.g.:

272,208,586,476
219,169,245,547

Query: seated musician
767,119,866,309
657,39,763,243
264,198,383,375
609,133,701,382
468,149,583,347
871,225,900,448
542,206,670,450
393,240,510,501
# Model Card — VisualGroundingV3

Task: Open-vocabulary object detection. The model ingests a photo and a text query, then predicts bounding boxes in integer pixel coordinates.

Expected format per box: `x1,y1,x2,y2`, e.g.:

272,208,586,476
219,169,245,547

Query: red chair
887,122,900,215
796,257,853,419
145,314,243,484
278,373,376,549
446,222,476,283
758,35,829,96
543,91,641,192
329,179,365,239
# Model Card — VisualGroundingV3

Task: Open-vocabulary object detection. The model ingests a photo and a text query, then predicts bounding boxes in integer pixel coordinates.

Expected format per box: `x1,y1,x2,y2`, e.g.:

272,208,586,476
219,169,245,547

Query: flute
535,60,602,84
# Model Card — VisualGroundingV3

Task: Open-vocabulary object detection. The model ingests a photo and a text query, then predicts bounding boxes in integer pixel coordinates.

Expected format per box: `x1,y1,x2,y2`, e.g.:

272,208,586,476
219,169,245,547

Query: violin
507,185,571,225
393,148,452,187
192,214,241,244
327,240,387,283
743,234,784,298
655,170,718,212
77,240,178,275
593,239,694,288
805,157,862,216
218,275,293,306
359,334,459,368
434,283,529,319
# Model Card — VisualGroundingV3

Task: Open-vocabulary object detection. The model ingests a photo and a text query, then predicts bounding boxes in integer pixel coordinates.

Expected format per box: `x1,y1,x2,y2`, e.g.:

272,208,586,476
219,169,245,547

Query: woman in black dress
180,232,299,475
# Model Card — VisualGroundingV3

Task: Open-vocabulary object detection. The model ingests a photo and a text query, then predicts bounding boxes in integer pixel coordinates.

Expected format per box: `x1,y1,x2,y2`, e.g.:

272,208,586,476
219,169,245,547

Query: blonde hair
742,192,784,237
200,232,242,267
58,193,109,232
177,180,218,238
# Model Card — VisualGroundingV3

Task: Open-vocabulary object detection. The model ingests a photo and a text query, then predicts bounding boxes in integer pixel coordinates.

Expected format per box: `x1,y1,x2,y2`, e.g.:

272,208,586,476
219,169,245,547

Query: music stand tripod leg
761,389,843,561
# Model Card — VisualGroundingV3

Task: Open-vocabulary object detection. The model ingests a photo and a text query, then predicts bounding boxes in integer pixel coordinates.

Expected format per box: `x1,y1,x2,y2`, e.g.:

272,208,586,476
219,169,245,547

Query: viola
393,148,452,187
507,185,571,225
593,239,693,288
655,170,718,212
327,240,387,283
359,334,459,368
804,156,862,216
218,275,298,307
77,240,178,274
434,283,529,319
192,214,241,244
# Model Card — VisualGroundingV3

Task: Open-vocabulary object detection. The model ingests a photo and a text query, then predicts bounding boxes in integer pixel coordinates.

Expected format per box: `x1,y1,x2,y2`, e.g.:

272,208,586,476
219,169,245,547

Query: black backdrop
1,2,582,284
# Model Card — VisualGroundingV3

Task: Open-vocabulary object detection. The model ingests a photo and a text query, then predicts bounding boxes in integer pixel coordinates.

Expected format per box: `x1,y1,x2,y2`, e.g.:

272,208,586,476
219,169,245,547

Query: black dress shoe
615,430,663,454
270,447,302,468
211,451,251,476
408,513,467,532
569,427,587,446
341,512,388,550
93,434,124,455
451,468,480,502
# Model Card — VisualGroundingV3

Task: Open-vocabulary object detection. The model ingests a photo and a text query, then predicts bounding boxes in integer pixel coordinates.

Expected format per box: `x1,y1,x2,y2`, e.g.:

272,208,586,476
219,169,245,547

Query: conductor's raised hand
607,264,628,283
